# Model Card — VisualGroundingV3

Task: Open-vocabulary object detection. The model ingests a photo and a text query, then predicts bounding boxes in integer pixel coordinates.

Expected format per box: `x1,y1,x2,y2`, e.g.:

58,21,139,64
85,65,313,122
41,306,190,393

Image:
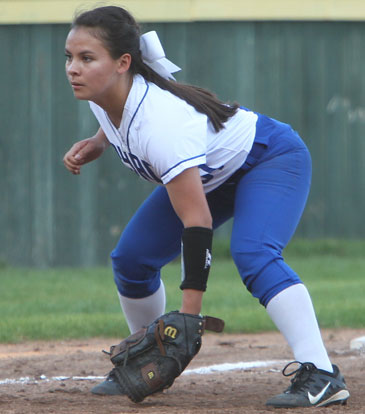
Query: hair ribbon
140,31,181,80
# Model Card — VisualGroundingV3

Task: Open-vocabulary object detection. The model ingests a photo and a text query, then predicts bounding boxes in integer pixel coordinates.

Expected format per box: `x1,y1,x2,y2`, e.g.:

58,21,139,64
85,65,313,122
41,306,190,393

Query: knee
111,247,160,299
231,242,301,306
231,243,278,287
111,244,139,277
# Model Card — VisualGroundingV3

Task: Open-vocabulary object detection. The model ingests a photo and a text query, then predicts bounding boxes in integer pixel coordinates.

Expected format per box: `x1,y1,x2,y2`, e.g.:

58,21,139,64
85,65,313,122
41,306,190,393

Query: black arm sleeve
179,226,213,291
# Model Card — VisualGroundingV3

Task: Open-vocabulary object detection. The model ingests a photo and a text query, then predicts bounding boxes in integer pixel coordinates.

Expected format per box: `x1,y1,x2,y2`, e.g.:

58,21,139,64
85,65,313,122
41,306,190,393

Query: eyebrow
64,48,96,55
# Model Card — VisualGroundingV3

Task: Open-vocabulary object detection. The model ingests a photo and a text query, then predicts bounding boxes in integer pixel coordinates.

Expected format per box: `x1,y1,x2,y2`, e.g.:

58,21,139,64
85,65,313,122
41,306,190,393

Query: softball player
63,6,349,408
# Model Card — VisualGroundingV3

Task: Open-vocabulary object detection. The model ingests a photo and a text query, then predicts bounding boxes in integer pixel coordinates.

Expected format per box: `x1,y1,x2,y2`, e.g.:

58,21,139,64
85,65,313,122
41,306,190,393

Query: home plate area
0,329,363,414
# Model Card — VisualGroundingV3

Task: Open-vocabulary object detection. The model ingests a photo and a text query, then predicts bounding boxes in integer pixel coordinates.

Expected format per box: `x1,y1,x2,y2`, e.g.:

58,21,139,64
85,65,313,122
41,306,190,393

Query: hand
63,131,109,175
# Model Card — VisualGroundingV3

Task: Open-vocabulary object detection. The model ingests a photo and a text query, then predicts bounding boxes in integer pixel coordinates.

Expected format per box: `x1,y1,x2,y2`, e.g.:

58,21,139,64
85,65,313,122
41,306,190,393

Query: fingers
63,154,81,175
73,144,90,164
63,140,89,174
70,140,89,160
63,135,107,175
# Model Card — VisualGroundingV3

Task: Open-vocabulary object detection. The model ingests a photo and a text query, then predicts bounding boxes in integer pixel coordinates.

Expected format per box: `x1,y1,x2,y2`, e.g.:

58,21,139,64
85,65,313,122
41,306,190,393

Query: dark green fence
1,21,364,267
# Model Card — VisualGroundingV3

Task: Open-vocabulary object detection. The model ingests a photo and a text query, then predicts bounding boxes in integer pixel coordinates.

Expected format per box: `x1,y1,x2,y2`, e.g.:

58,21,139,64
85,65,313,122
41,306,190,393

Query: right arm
165,167,213,315
63,128,110,175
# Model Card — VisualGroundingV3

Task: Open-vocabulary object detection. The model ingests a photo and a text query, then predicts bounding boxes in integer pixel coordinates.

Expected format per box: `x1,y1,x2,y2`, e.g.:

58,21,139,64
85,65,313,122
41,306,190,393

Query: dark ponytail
72,6,239,132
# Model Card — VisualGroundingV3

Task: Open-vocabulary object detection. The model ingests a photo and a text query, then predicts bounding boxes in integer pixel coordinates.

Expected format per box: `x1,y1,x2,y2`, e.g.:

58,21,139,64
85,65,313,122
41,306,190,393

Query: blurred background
1,0,364,268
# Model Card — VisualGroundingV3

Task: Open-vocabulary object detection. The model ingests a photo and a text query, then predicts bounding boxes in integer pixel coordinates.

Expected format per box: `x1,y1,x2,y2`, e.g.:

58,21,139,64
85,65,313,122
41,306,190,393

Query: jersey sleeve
142,104,208,184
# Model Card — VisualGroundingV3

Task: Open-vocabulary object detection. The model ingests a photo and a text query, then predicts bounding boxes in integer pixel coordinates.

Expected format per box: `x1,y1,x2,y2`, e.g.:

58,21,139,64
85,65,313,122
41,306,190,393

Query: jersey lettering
112,146,225,186
112,144,162,183
199,164,224,184
141,160,161,182
129,153,152,181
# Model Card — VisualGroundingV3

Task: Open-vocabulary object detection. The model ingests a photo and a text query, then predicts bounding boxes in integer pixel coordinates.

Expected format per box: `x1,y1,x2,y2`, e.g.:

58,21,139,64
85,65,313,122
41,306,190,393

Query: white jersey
89,74,258,193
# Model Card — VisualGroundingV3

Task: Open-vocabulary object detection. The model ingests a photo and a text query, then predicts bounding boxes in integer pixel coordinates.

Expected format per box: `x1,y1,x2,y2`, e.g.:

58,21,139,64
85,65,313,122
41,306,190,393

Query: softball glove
108,311,224,402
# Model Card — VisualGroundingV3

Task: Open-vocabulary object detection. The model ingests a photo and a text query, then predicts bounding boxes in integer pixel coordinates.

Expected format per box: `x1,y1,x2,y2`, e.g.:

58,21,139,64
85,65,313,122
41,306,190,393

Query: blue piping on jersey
126,79,149,152
161,153,206,179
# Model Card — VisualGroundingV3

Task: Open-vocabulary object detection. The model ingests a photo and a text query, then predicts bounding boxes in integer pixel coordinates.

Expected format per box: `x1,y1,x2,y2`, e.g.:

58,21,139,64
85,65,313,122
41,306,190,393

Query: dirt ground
0,329,364,414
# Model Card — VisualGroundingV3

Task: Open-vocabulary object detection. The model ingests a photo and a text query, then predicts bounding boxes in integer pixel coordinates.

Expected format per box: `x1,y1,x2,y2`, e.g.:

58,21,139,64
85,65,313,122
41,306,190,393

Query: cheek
88,65,116,87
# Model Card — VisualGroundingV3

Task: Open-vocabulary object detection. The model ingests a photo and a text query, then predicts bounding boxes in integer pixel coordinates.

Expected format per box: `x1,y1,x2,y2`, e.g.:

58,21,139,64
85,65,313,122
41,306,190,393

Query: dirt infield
0,329,364,414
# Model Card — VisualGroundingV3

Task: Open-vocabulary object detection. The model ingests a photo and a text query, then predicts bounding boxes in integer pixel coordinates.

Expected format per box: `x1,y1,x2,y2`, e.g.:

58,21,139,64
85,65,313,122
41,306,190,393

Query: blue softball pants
111,113,312,307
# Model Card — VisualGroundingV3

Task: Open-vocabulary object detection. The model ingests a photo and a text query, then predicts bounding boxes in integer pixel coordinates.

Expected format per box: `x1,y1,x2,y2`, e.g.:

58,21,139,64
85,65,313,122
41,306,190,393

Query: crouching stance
63,5,350,408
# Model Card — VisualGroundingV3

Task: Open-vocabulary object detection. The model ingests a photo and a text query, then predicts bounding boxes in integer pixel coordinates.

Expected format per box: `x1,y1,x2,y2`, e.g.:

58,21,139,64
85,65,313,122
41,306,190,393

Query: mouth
70,81,84,90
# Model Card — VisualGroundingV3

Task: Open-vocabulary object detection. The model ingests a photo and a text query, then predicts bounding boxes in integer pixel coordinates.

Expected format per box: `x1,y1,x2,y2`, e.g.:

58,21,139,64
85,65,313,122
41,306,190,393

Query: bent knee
231,244,301,306
230,244,279,281
111,248,160,299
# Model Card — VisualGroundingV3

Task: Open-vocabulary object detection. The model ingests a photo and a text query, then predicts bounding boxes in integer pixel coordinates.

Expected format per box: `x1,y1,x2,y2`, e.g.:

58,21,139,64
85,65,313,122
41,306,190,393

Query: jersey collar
120,74,149,151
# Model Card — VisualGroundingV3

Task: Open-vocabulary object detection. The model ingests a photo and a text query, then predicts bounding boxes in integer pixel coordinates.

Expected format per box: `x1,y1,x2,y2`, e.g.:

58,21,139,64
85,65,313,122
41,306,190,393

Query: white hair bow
139,31,181,81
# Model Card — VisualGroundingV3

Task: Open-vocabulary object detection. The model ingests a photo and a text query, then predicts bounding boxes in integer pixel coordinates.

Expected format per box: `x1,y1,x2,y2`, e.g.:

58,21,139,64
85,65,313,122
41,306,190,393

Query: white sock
266,283,333,373
118,280,166,334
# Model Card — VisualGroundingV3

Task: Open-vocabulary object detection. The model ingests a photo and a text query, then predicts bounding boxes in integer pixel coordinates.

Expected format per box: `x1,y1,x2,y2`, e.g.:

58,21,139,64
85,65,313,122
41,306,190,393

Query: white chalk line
183,360,287,375
0,359,287,386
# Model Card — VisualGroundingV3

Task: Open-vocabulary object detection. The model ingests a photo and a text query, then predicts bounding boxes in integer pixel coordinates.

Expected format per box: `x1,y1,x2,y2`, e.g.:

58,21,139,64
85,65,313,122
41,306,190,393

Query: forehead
65,27,105,52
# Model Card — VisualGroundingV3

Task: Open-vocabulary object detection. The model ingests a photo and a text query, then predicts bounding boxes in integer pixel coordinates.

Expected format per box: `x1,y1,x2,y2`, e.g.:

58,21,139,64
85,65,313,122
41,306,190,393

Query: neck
93,74,133,128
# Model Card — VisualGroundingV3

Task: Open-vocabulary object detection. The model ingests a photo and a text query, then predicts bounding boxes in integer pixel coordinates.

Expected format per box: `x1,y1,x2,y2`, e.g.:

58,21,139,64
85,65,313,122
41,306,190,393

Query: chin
72,91,90,100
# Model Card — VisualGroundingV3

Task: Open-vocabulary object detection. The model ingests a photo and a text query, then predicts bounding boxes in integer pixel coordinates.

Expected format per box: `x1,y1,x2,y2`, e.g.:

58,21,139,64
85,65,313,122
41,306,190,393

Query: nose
66,59,80,76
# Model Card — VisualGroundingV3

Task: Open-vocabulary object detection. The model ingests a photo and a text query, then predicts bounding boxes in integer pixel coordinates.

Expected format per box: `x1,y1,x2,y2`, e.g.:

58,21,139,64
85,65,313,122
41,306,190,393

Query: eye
65,53,72,62
82,56,93,62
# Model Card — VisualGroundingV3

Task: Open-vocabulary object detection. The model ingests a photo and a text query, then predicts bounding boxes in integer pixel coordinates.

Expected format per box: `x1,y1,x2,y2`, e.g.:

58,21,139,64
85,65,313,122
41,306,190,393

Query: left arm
165,167,213,314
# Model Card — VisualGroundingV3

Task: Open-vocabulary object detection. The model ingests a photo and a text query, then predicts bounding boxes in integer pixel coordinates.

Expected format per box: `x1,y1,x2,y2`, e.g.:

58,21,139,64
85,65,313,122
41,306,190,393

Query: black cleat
266,361,350,408
91,368,125,395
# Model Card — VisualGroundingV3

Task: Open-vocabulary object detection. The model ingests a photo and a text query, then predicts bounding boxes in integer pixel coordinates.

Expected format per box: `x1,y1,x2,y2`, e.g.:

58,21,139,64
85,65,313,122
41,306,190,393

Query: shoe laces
282,361,317,393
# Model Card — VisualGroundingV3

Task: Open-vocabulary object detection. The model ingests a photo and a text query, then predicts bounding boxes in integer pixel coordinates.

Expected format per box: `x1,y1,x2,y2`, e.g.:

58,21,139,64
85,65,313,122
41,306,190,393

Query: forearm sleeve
180,226,213,291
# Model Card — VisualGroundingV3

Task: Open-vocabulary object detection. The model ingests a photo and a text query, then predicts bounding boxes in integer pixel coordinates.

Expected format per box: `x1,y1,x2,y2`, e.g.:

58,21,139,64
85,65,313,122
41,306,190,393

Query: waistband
223,111,295,185
242,112,294,171
223,141,266,185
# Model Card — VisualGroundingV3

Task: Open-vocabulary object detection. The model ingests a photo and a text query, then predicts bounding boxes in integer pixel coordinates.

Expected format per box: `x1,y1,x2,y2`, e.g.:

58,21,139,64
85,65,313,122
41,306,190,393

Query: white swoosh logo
308,382,331,405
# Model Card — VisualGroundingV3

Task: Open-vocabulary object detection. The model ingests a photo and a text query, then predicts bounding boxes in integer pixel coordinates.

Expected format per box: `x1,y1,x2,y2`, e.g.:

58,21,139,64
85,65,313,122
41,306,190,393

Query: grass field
0,239,364,343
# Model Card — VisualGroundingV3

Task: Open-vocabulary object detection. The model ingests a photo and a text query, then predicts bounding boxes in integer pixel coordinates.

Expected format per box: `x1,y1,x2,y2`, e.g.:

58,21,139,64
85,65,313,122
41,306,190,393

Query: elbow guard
180,227,213,292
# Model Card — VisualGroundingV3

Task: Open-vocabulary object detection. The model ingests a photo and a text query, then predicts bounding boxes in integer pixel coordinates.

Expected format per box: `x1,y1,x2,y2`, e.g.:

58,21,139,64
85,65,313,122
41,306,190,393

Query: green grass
0,239,364,343
213,237,365,259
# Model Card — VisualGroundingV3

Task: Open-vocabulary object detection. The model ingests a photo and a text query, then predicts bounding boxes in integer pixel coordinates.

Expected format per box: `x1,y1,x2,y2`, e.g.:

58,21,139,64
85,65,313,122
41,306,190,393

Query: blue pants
111,114,312,306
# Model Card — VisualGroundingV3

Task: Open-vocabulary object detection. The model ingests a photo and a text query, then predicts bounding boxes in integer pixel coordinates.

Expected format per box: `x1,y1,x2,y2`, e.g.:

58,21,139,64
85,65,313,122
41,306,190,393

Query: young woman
63,6,349,408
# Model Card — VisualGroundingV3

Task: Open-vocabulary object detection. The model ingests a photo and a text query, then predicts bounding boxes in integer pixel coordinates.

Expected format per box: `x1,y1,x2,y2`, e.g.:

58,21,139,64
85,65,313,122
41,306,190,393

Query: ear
117,53,132,74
